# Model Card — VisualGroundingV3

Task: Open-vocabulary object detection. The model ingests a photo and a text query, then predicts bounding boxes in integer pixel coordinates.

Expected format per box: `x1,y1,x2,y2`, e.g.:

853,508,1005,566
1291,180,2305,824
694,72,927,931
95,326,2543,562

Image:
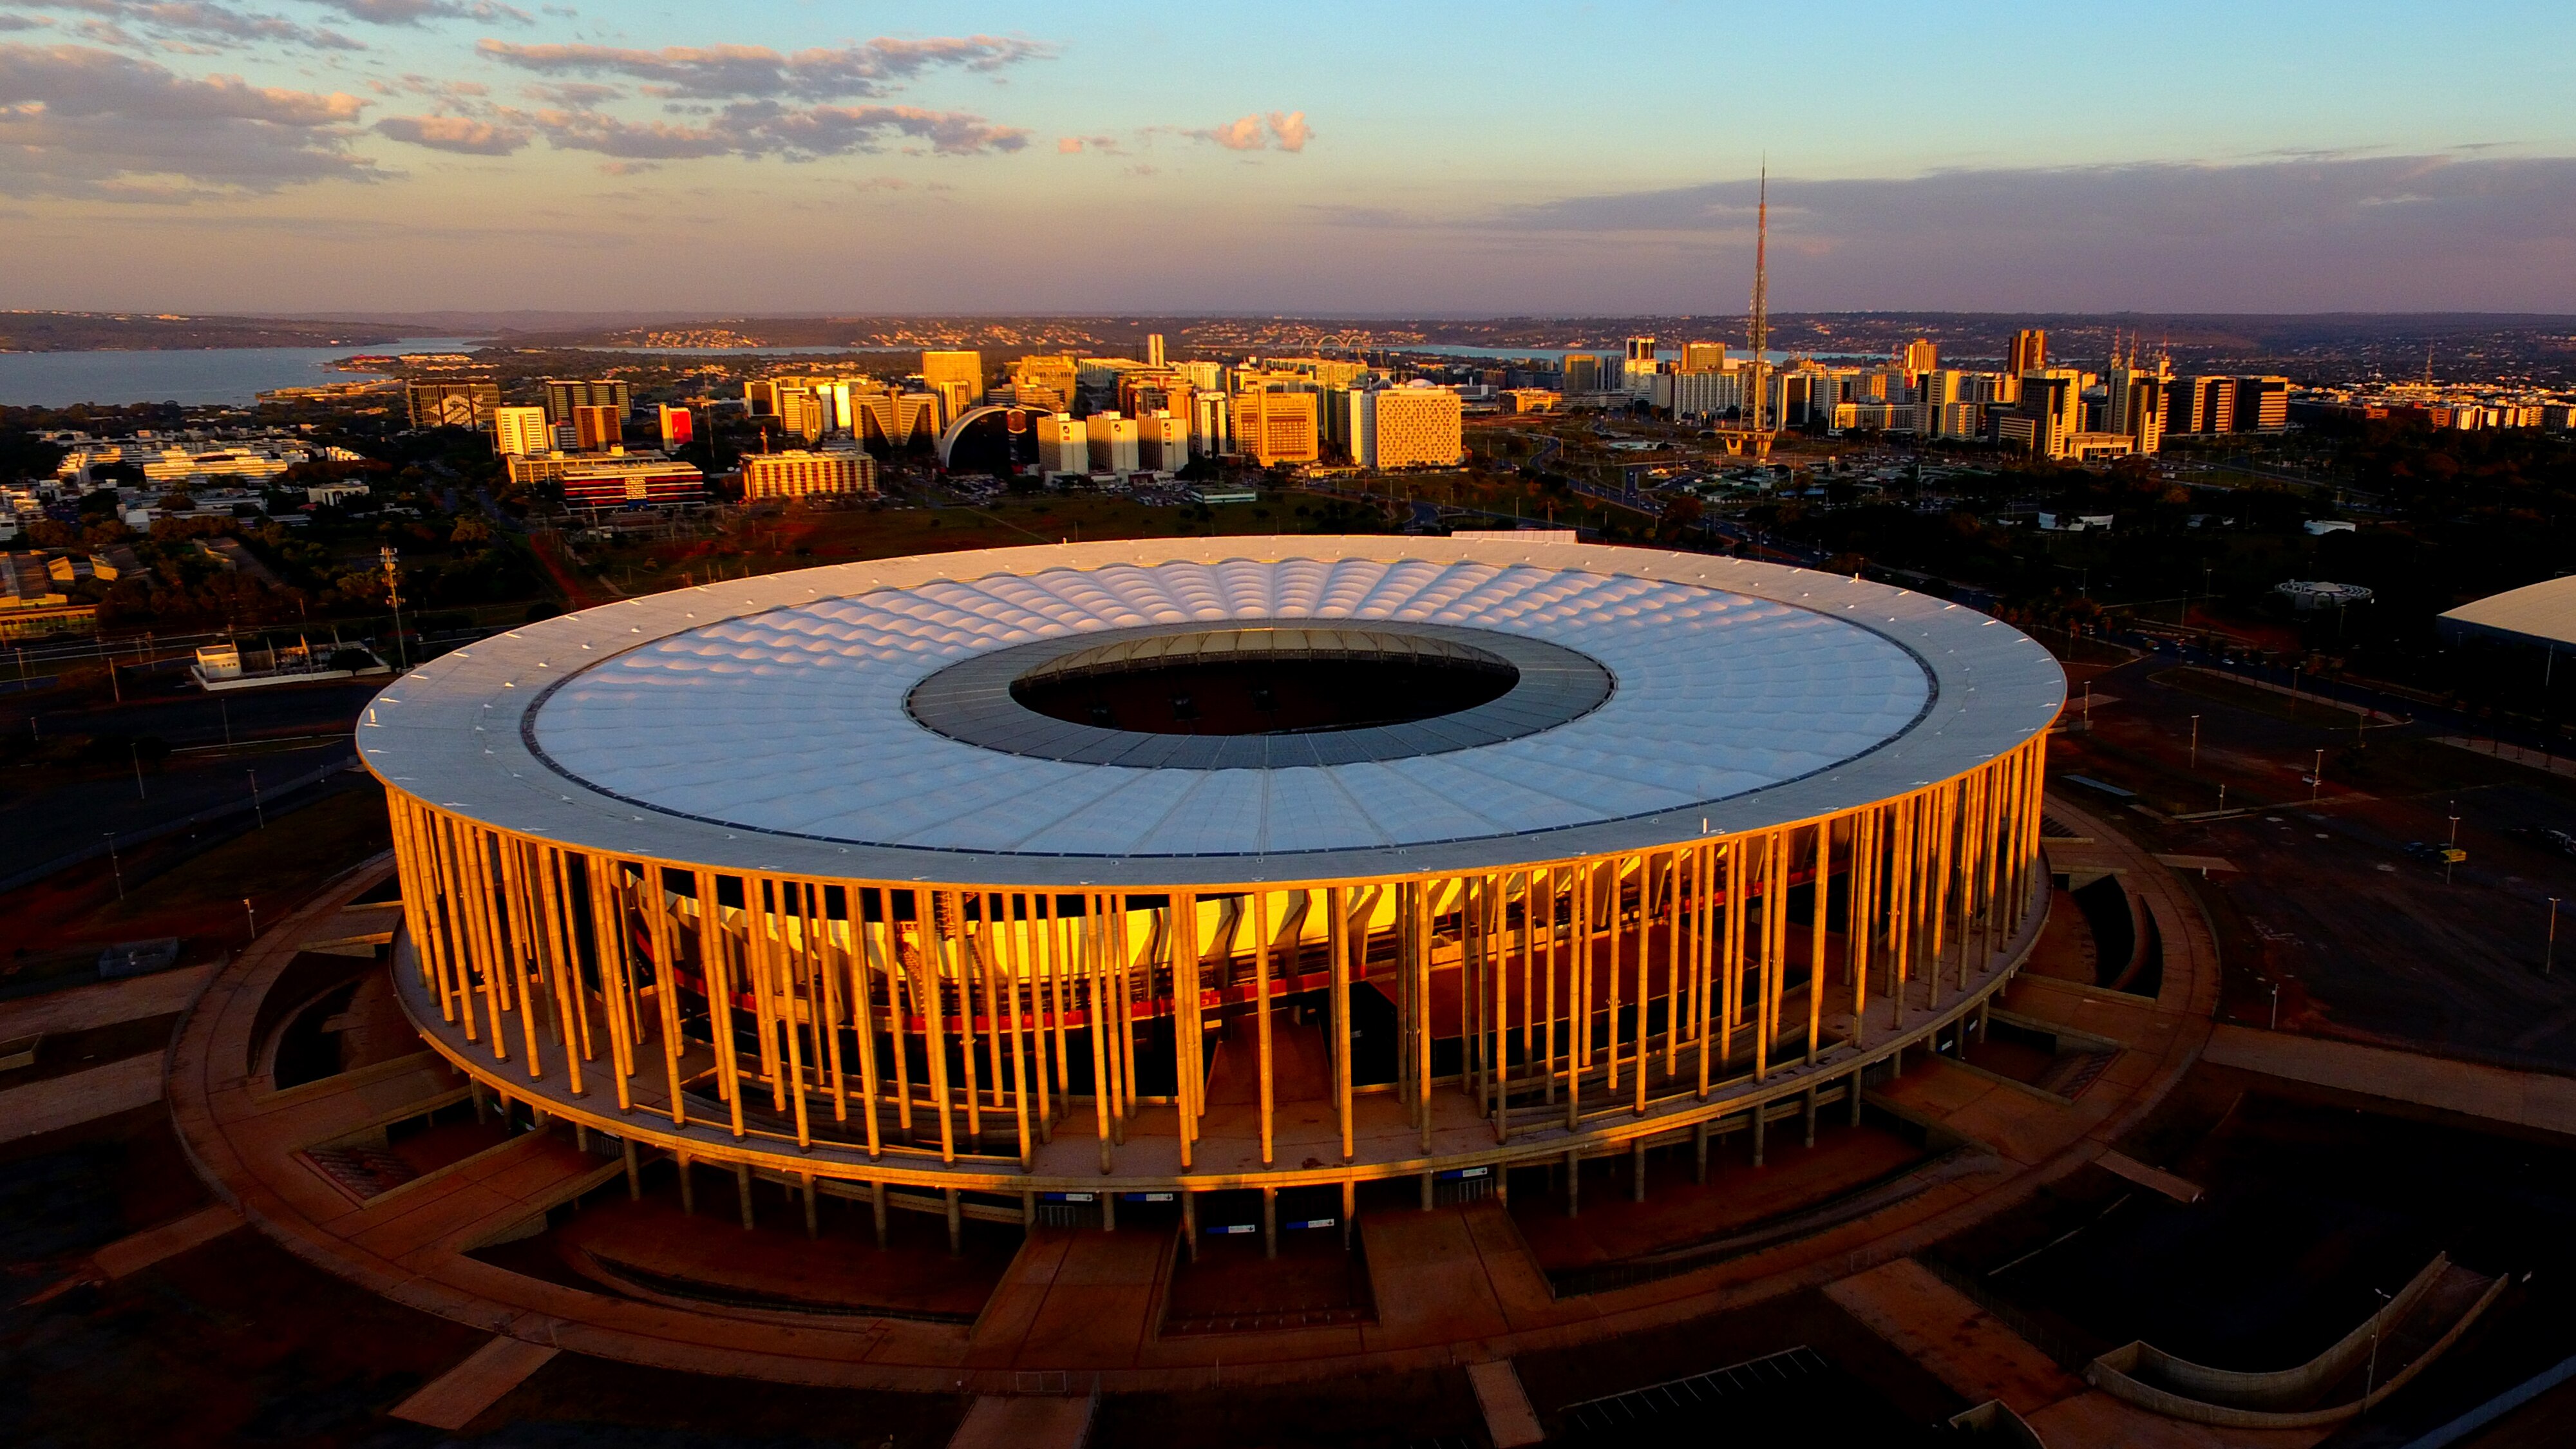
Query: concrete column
1262,1186,1278,1260
1341,1180,1356,1249
871,1180,889,1247
1752,1104,1767,1168
945,1188,963,1255
1022,1190,1036,1231
1850,1069,1865,1126
1103,1191,1117,1233
735,1164,755,1229
1182,1190,1198,1264
1631,1139,1647,1202
1421,1171,1435,1212
1804,1088,1818,1149
677,1153,694,1215
801,1175,819,1238
621,1139,639,1200
1693,1121,1710,1183
1564,1148,1580,1217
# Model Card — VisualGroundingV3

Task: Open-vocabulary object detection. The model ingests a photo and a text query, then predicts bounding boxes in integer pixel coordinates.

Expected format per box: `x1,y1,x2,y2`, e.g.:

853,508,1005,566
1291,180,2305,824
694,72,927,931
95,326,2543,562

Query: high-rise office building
1190,390,1233,456
1353,384,1464,469
572,404,623,451
658,404,693,450
1899,339,1939,377
405,378,501,430
1085,412,1142,474
741,450,876,500
1680,342,1728,372
1657,369,1744,418
1232,388,1320,466
1006,355,1078,413
920,351,985,422
2233,376,2290,431
1626,337,1658,365
2011,369,2085,457
1137,412,1189,471
846,390,942,450
543,378,632,425
2008,329,2047,377
1146,334,1166,367
1562,354,1603,395
2108,355,2171,455
1914,370,1965,437
2166,375,2237,435
775,388,829,444
492,406,551,457
1036,415,1089,475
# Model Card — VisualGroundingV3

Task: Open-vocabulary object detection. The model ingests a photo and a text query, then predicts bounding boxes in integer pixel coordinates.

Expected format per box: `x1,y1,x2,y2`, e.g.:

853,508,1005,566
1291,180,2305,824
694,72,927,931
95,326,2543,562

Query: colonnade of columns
379,736,2045,1189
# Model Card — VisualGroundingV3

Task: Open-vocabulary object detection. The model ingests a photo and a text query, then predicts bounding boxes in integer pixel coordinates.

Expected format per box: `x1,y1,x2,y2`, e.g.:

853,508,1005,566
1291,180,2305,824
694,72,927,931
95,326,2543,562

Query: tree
450,514,494,546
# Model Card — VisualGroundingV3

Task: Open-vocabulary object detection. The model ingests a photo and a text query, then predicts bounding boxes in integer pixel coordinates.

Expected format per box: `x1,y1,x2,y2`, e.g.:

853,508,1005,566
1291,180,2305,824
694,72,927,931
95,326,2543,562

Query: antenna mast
1748,160,1772,464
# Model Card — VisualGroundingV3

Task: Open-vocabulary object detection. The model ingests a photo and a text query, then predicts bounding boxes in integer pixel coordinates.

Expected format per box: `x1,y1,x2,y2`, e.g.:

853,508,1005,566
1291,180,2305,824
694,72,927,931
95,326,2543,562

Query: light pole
249,769,265,829
129,741,147,800
2311,748,2324,802
2447,804,2461,886
243,897,258,942
2269,980,2281,1030
2189,715,2200,770
2363,1286,2392,1414
104,833,123,900
2549,898,2561,978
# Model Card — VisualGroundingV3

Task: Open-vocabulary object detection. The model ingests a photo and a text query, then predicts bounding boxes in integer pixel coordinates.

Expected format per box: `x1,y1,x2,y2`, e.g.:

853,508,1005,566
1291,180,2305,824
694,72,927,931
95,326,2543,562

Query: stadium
361,535,2063,1251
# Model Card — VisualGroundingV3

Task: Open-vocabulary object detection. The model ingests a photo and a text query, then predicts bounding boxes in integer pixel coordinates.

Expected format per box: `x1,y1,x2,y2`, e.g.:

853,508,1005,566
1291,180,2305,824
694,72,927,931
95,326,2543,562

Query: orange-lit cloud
373,112,525,154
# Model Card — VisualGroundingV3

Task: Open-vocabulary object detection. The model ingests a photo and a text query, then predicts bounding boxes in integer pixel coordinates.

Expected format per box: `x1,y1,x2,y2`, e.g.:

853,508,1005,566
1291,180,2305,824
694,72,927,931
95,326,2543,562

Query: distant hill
0,312,414,352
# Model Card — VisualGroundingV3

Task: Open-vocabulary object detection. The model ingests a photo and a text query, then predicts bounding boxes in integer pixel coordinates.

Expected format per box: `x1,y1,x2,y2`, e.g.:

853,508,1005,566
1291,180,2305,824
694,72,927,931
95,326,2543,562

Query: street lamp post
2549,898,2561,978
2189,715,2200,771
243,897,258,942
2269,980,2282,1030
2447,804,2462,886
2312,748,2324,802
2363,1286,2393,1414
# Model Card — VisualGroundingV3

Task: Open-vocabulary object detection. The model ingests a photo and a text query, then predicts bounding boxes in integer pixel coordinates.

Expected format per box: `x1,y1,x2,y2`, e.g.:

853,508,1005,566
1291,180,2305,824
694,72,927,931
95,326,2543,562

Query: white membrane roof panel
361,538,2065,886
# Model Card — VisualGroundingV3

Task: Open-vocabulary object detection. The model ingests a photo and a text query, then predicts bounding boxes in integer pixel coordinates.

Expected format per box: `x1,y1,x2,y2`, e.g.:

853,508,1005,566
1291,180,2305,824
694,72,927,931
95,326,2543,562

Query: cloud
518,99,1028,160
0,14,44,30
475,33,1055,102
517,78,615,106
373,111,522,153
1171,111,1311,153
1195,113,1263,151
0,41,375,198
1318,154,2576,311
7,0,370,50
309,0,529,24
1056,132,1117,155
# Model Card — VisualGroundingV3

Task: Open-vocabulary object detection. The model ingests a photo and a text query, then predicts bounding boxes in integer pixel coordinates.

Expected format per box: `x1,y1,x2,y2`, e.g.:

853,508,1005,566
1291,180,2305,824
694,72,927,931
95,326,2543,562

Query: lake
0,338,488,408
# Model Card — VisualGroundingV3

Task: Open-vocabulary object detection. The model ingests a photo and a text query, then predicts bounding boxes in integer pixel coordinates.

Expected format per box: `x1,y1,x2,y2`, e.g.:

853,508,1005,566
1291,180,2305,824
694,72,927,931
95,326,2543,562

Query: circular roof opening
1009,626,1519,736
904,619,1616,769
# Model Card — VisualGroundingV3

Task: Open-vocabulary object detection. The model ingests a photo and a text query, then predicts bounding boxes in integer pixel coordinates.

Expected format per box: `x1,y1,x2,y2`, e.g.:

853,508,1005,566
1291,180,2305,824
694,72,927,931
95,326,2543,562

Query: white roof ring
359,536,2065,887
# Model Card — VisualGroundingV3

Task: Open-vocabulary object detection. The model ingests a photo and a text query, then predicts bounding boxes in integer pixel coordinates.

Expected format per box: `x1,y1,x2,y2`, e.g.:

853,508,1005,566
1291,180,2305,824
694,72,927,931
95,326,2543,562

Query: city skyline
1,3,2574,314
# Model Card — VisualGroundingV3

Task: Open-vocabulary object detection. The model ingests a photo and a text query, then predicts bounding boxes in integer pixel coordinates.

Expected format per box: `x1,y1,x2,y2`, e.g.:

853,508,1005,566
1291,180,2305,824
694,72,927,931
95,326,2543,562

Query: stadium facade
363,537,2063,1241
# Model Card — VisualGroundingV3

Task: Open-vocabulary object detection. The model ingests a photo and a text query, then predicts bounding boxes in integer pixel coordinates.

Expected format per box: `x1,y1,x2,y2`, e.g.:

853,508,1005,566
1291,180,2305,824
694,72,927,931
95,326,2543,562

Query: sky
3,1,2574,316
